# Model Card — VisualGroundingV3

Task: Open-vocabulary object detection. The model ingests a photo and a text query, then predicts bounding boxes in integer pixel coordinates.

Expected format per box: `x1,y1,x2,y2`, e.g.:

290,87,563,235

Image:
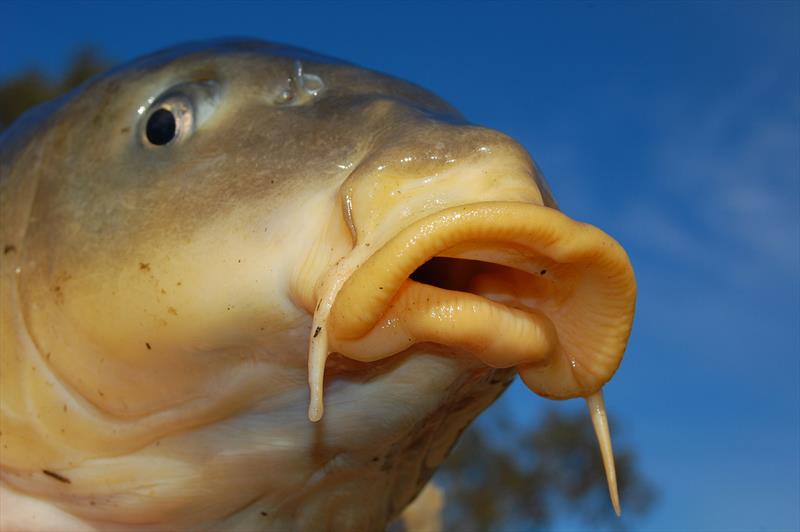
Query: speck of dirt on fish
42,469,71,484
176,281,182,286
145,342,152,350
52,285,64,304
160,288,167,295
139,263,151,272
3,245,16,255
313,326,322,338
540,269,547,276
167,307,178,316
260,511,268,517
120,126,130,134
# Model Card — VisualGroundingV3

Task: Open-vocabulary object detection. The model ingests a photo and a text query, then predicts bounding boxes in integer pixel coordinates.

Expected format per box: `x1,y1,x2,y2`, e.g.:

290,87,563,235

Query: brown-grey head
0,39,635,530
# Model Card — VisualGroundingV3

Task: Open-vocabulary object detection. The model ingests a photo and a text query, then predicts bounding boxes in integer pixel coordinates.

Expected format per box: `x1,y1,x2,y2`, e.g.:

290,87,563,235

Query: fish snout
304,126,635,418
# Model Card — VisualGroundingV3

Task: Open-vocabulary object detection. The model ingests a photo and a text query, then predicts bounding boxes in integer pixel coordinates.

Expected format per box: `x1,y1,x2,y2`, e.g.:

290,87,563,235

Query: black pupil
146,108,177,145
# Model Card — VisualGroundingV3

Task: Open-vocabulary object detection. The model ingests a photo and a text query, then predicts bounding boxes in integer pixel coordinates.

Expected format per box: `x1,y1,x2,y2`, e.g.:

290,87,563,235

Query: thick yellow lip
327,201,636,400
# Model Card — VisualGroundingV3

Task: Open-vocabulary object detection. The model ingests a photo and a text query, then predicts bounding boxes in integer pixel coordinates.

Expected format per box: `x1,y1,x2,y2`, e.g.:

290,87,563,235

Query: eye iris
146,108,177,145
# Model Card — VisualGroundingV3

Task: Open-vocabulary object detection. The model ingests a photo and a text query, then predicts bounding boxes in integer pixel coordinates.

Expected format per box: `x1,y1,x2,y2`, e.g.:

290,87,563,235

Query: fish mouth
305,200,634,515
309,201,636,417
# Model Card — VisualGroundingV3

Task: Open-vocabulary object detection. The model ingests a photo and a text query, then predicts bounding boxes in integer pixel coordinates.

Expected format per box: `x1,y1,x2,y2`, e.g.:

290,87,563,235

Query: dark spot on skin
270,179,275,184
167,307,178,316
3,245,15,255
145,342,151,350
490,379,501,385
237,259,242,263
260,512,268,517
98,390,104,397
52,285,64,304
63,404,67,412
42,470,71,484
160,289,167,295
46,352,51,360
379,286,383,290
120,126,130,134
313,326,322,338
90,501,96,506
176,281,182,286
139,263,150,272
371,456,380,462
540,269,547,275
365,243,370,247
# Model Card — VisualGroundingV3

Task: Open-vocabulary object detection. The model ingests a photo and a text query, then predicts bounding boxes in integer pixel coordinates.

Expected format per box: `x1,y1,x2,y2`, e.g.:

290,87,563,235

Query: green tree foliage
1,47,656,530
0,46,108,131
438,408,655,530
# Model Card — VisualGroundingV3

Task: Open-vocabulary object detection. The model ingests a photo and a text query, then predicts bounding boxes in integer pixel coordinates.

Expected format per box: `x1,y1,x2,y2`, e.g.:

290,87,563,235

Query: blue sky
2,2,798,530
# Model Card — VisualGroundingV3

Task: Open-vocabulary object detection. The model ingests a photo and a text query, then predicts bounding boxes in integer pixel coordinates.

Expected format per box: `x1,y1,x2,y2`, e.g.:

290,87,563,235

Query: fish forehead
2,39,475,287
15,39,465,232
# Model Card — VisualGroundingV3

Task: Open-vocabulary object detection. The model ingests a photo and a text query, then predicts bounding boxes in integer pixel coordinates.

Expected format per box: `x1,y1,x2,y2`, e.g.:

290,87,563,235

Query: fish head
0,39,634,528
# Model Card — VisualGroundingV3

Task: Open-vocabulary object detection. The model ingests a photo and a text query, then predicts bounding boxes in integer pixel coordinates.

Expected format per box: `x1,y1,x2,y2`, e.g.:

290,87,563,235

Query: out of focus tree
0,46,656,530
437,407,655,530
0,46,108,131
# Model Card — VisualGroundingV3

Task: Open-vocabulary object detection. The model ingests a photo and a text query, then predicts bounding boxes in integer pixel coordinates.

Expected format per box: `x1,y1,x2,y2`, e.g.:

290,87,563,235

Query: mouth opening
410,256,477,292
409,256,549,313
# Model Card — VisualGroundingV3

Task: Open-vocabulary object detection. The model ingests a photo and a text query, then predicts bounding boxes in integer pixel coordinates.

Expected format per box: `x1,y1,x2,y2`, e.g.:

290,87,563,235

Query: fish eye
139,81,220,148
142,96,193,147
146,108,178,145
